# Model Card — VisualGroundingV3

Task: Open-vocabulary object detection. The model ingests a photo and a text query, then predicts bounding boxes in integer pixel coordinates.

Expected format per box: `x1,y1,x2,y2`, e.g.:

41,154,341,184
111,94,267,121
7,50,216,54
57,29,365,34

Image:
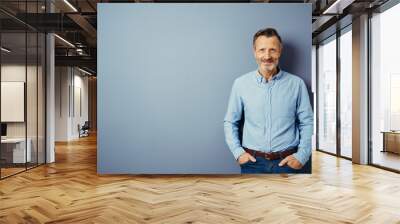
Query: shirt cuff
232,147,245,160
292,152,309,166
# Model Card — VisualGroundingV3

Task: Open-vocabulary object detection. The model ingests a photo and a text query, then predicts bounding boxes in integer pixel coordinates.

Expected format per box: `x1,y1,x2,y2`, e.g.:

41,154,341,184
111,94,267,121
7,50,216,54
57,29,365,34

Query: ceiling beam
55,55,96,71
67,13,97,46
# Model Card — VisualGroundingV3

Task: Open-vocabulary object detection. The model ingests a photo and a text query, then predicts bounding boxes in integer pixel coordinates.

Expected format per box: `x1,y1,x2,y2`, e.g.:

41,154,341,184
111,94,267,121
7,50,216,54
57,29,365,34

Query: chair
79,121,90,138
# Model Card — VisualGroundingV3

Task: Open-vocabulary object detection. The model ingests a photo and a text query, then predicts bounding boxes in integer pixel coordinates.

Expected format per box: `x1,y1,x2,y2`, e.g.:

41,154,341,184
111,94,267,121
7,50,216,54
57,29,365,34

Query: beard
264,63,276,72
261,61,278,72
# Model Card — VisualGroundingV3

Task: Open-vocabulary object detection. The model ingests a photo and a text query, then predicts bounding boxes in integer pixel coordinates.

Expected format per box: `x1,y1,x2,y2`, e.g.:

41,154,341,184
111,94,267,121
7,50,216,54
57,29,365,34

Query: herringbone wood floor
1,134,400,224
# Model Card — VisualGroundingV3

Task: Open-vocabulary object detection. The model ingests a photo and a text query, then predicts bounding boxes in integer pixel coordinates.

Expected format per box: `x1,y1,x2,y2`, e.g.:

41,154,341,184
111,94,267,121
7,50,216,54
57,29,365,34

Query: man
224,28,313,174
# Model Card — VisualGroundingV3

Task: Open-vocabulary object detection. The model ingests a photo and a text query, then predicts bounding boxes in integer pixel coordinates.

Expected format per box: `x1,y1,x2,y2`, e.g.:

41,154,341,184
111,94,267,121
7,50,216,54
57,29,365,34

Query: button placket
264,82,272,152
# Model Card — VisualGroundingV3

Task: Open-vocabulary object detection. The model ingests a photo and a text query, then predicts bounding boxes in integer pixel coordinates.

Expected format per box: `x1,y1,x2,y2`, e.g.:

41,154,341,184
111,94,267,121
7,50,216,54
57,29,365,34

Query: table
381,131,400,154
1,138,32,163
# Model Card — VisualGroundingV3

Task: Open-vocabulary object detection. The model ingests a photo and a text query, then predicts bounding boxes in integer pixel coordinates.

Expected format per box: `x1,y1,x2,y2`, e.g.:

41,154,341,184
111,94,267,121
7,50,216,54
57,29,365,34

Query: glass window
38,32,46,165
1,31,28,178
339,28,352,158
0,1,46,179
27,30,38,169
317,35,337,154
371,3,400,171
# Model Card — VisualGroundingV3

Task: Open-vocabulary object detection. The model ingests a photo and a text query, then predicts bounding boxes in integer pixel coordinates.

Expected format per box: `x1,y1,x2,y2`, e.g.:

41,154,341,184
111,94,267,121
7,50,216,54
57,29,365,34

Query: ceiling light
76,48,84,55
323,0,341,14
78,67,93,76
323,0,354,15
1,47,11,53
63,0,78,12
54,34,75,48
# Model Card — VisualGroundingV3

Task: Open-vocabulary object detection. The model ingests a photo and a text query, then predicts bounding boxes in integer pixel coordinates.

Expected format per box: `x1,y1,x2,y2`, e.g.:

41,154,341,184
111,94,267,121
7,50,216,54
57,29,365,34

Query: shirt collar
254,67,284,84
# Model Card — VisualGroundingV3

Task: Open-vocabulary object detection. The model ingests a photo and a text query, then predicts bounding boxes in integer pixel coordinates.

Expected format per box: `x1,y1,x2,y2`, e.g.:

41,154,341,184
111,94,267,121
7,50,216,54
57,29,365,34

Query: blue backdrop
98,3,311,174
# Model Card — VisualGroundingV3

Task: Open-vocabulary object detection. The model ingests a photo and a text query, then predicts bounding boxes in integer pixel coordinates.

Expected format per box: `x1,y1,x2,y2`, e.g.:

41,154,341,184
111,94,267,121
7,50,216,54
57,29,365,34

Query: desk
1,138,31,163
381,131,400,154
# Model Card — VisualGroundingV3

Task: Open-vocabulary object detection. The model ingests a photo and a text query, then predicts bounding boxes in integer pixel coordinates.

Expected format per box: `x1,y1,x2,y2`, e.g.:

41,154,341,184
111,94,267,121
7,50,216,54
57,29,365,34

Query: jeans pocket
272,161,298,173
283,164,299,173
240,160,254,166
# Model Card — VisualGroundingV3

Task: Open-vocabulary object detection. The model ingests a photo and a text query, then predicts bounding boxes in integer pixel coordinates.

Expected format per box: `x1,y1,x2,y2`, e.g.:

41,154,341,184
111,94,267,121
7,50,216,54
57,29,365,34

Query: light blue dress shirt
224,69,314,165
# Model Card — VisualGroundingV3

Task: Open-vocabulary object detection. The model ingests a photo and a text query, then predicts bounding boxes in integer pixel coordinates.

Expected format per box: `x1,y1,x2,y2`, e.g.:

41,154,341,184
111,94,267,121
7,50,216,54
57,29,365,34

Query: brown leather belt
243,147,298,160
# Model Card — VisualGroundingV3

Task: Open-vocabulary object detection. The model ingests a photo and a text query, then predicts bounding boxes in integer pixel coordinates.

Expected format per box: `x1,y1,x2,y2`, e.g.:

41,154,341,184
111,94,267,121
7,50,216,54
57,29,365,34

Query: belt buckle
264,152,272,160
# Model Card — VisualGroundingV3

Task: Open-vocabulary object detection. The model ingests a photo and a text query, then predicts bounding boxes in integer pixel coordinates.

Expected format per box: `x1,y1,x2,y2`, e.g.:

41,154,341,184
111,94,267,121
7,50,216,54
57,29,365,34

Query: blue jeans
240,154,312,174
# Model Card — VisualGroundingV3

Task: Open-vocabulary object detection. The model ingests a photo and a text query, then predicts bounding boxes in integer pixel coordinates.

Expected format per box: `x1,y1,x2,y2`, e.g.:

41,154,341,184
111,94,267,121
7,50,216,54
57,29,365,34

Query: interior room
0,0,399,223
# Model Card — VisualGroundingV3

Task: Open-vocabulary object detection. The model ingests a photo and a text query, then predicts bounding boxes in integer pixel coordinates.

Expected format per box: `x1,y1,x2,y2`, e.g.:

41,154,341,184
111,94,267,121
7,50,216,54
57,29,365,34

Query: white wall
55,67,89,141
55,66,69,141
70,72,89,138
1,65,26,132
1,65,39,138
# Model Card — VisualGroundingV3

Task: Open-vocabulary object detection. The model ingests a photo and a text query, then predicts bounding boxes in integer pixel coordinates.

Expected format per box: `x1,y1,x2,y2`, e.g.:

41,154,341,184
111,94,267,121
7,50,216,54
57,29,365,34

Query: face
253,35,282,73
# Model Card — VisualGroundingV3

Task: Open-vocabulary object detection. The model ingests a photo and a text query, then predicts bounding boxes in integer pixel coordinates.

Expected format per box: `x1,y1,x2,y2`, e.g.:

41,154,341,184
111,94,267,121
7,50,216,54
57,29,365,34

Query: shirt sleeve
292,79,314,165
224,80,245,160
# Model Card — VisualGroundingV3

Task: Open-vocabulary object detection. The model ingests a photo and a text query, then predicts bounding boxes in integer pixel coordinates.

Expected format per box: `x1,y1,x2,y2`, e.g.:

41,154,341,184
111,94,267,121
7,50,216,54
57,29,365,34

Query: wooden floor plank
1,134,400,223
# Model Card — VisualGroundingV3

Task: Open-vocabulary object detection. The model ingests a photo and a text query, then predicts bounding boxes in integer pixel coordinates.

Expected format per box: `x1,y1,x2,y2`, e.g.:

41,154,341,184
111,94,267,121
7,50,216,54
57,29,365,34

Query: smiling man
224,28,313,174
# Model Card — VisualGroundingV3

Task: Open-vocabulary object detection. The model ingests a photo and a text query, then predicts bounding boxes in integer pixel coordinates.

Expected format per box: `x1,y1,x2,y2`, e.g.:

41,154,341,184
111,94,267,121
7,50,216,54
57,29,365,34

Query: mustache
261,59,275,63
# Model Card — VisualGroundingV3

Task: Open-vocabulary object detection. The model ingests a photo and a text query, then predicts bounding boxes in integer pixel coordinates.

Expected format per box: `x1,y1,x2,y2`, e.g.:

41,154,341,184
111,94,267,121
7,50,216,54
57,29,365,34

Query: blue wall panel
98,3,311,174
